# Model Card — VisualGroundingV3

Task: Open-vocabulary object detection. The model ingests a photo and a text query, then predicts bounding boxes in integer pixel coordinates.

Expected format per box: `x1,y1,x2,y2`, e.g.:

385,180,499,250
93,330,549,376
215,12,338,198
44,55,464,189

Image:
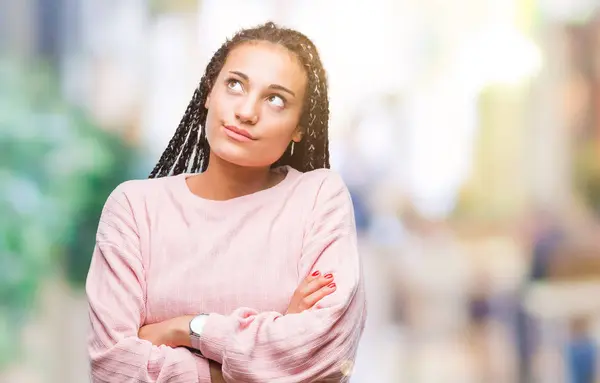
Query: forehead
222,41,307,92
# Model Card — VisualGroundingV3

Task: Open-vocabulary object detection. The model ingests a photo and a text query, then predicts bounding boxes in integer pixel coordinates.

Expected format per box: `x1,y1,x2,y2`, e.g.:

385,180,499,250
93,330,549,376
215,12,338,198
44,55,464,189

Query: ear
204,95,211,109
292,126,304,143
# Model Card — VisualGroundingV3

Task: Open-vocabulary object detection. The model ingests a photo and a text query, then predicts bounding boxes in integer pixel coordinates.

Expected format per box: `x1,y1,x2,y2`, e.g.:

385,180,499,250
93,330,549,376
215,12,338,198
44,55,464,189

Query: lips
223,125,255,142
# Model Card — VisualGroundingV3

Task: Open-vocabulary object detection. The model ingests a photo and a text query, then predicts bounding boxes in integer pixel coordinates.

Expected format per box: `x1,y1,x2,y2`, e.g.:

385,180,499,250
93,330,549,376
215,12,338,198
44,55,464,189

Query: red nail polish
324,273,333,279
312,271,320,276
328,283,336,288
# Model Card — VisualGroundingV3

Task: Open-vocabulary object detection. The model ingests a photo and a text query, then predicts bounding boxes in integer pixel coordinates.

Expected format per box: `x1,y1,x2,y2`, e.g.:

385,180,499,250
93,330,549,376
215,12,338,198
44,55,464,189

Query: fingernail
324,273,333,279
312,271,320,276
328,283,336,288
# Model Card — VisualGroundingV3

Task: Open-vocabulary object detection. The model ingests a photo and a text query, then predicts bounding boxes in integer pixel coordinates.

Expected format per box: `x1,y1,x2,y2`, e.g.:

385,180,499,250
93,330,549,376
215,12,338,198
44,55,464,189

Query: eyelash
225,78,287,107
226,78,242,90
269,94,287,106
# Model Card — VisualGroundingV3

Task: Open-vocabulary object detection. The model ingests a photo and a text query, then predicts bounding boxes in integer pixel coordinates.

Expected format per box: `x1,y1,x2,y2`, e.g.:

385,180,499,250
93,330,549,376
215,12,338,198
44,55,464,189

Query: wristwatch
189,313,209,356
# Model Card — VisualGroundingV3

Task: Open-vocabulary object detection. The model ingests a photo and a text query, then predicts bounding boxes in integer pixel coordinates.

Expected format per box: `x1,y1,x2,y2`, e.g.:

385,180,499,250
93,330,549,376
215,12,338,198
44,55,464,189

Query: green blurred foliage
149,0,198,15
0,59,141,366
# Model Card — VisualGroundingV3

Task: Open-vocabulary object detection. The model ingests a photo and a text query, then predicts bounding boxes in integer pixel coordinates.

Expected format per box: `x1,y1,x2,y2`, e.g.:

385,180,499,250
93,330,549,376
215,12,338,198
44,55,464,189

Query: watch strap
190,333,203,355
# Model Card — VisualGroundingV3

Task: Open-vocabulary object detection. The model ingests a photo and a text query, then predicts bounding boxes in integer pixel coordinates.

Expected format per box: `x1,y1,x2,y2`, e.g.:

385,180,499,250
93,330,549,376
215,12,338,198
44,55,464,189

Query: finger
301,282,337,310
303,273,334,295
305,270,322,283
297,270,324,293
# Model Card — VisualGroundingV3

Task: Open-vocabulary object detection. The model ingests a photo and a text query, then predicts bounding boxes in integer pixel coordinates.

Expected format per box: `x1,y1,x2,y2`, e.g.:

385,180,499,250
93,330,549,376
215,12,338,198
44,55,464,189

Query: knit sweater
86,166,367,382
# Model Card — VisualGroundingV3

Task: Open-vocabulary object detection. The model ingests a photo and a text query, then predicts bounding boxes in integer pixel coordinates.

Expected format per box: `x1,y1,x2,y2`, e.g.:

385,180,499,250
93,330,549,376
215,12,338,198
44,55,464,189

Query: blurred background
2,0,600,382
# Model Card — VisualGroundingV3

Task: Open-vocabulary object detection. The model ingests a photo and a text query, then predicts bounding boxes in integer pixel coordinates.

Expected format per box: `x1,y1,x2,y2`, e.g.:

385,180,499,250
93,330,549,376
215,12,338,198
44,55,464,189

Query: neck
192,152,279,201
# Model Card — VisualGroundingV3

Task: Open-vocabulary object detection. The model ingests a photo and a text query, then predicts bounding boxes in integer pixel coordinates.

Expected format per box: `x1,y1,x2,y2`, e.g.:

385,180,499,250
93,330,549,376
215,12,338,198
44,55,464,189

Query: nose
235,96,259,125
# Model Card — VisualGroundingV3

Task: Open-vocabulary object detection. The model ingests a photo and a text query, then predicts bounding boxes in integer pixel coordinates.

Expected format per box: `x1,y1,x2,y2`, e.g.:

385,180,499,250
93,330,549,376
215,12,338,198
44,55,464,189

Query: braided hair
149,21,330,178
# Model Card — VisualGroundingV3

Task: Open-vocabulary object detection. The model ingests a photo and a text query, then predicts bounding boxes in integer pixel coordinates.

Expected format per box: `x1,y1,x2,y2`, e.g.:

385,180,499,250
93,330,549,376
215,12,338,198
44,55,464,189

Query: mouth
223,125,255,142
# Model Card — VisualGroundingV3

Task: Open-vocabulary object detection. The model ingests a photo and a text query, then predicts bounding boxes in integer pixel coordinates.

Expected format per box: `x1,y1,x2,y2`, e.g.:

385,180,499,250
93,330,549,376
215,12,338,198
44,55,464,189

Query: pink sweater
86,166,367,383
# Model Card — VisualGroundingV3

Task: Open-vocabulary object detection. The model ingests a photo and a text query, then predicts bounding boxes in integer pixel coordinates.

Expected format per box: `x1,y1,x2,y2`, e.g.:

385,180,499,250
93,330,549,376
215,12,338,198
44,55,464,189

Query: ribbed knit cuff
198,313,234,365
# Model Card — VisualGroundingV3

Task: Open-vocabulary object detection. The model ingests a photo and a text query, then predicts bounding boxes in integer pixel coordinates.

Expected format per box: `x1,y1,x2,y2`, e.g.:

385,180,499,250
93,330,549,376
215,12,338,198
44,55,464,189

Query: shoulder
299,168,349,195
102,175,183,212
105,177,164,203
296,168,348,192
295,168,352,209
294,169,357,234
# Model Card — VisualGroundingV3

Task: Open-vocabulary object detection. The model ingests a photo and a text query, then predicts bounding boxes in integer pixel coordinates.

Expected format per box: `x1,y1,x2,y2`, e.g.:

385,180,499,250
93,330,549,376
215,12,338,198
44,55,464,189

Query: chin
210,145,269,168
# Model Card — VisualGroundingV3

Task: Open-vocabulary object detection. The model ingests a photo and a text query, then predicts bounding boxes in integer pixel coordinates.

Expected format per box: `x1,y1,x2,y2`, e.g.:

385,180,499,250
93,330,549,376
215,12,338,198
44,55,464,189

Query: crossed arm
87,175,366,382
135,271,338,381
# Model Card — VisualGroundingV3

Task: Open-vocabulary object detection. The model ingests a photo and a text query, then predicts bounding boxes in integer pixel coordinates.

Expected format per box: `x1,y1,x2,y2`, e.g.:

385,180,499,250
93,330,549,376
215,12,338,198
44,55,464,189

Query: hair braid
149,21,330,178
149,44,228,177
148,89,199,178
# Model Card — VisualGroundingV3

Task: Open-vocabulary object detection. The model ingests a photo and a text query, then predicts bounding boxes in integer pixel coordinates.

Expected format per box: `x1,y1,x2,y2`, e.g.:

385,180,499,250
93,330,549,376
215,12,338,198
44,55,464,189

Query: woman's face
204,41,307,168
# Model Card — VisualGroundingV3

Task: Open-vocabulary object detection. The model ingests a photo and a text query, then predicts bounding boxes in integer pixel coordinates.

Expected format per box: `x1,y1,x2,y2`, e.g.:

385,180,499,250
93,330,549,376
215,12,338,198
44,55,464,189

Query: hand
138,315,195,348
286,270,336,314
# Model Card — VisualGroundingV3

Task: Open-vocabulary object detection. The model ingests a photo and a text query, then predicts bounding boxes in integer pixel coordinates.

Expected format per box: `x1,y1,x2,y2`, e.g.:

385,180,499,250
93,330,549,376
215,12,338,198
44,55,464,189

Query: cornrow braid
149,21,330,178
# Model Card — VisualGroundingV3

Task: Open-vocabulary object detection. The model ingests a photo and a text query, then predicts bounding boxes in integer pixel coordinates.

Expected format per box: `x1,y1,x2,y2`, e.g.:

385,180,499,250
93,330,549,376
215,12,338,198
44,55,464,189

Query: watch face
190,315,207,335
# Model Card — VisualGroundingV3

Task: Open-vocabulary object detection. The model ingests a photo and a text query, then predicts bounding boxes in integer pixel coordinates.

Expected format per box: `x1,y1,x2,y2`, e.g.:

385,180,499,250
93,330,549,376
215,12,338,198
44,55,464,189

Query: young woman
86,22,367,382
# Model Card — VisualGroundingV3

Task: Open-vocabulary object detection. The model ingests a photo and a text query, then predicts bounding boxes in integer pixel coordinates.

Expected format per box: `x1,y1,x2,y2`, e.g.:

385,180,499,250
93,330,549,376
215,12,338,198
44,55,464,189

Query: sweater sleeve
86,184,212,383
197,172,367,383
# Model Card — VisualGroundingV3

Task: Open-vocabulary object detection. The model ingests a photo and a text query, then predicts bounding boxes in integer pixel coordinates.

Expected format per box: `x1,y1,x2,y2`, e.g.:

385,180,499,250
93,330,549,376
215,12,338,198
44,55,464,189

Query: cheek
260,136,291,160
254,120,298,158
204,96,221,125
260,112,299,142
204,101,227,140
205,120,221,149
267,126,297,149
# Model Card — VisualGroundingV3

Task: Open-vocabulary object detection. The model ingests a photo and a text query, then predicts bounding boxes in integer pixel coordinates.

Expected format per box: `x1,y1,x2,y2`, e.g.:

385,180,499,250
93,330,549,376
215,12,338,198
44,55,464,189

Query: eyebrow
229,71,296,97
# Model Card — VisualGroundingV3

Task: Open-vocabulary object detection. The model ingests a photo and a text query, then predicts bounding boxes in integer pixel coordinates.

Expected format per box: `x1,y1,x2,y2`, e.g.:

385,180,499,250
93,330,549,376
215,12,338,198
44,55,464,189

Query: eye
227,79,243,92
267,94,285,108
